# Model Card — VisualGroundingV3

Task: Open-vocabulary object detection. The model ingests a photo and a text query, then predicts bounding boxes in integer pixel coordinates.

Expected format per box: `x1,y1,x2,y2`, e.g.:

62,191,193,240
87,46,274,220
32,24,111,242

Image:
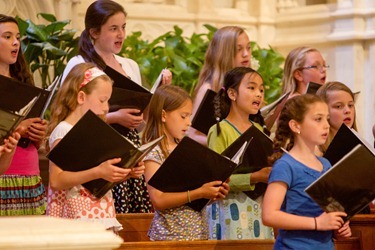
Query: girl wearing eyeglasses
281,47,329,99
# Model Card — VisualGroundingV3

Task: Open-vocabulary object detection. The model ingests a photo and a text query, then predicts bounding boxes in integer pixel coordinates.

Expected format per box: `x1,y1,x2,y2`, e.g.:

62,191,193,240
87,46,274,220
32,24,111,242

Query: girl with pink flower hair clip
45,63,145,232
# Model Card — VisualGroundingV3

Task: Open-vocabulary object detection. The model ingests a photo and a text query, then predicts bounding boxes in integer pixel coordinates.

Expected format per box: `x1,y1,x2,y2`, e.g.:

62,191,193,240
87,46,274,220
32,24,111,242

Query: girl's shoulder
61,55,85,83
48,121,73,149
143,145,164,164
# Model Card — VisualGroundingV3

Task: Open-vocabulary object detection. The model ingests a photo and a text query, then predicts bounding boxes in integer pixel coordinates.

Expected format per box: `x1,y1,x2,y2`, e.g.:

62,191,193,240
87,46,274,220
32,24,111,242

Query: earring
297,131,300,135
162,118,166,123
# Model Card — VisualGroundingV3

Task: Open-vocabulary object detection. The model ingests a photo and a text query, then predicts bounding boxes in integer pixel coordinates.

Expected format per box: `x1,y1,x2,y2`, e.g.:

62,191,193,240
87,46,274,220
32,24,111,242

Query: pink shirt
4,143,39,175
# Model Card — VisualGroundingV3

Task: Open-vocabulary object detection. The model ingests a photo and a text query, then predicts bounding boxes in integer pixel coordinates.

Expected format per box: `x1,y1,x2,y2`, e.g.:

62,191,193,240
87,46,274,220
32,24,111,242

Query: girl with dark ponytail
207,67,273,240
61,0,172,214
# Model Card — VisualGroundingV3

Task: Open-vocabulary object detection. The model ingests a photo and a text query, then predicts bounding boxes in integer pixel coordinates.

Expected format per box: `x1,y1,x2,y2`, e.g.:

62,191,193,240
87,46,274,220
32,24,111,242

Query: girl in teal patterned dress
142,85,230,241
207,67,274,240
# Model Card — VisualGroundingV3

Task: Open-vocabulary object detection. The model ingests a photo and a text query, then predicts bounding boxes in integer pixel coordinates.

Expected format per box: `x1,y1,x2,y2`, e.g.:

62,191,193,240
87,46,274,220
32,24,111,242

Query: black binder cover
47,110,162,199
222,124,273,200
191,89,217,135
0,109,23,144
147,136,239,212
306,82,322,95
323,124,372,166
104,65,152,136
306,144,375,221
0,74,49,119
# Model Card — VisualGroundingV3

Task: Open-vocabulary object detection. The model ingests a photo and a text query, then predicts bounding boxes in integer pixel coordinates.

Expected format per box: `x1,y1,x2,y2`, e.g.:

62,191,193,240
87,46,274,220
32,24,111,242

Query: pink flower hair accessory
80,67,107,89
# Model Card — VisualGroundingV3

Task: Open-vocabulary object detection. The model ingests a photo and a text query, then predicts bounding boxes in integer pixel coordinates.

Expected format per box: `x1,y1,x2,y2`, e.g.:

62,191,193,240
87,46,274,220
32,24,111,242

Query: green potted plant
16,13,79,88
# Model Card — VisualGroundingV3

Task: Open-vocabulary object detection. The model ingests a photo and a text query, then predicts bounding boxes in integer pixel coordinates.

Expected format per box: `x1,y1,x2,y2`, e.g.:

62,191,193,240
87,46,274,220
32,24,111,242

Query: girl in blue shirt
262,94,351,249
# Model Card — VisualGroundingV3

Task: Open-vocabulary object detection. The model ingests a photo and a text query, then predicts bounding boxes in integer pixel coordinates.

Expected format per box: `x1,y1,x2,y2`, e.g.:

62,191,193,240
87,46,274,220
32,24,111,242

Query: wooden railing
116,213,362,250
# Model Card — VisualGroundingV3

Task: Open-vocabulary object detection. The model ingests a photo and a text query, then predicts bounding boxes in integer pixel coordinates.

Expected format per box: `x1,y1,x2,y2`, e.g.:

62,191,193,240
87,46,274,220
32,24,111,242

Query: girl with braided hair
206,67,273,240
262,94,351,249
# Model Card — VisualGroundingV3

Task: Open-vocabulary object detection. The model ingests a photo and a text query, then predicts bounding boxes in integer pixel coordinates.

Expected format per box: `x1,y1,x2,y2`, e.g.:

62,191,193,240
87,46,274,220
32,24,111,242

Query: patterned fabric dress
46,121,122,231
143,146,208,241
112,129,153,213
0,143,46,216
206,120,274,240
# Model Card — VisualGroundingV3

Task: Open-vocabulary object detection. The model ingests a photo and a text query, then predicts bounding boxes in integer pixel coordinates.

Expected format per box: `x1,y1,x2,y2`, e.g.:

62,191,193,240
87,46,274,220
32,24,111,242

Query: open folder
104,65,152,136
0,96,39,144
147,136,249,212
261,91,290,131
306,144,375,221
47,110,163,199
0,74,54,119
323,124,374,166
221,124,273,200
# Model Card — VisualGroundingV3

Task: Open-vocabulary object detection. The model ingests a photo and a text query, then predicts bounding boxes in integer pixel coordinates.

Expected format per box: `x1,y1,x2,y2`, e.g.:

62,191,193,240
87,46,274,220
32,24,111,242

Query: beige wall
1,0,374,142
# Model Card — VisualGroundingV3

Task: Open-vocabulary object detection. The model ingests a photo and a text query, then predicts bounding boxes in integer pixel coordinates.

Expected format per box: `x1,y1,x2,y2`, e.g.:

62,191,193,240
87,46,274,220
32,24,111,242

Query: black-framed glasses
300,65,330,72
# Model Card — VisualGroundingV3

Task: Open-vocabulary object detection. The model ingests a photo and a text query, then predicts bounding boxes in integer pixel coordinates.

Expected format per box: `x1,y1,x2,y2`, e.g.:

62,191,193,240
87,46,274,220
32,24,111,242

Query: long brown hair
268,94,326,165
194,26,250,96
45,62,112,151
142,85,191,159
316,81,357,153
0,14,34,86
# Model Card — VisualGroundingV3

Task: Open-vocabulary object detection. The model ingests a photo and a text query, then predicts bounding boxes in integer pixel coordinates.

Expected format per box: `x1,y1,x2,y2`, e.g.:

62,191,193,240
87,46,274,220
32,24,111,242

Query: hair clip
80,67,106,89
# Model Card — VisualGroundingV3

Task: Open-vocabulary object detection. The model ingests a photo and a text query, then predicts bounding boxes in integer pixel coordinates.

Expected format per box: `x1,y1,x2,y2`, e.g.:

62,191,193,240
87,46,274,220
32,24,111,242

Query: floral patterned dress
47,121,121,231
143,146,208,241
112,129,153,213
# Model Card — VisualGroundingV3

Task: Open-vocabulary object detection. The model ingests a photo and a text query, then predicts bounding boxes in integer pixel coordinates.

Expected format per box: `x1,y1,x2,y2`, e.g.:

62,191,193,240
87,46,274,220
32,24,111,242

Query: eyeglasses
300,65,330,72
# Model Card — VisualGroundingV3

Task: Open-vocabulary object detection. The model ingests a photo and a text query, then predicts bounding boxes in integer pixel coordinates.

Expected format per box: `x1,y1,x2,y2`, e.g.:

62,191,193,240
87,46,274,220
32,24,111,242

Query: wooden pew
118,240,275,250
350,214,375,250
116,213,361,250
117,213,153,242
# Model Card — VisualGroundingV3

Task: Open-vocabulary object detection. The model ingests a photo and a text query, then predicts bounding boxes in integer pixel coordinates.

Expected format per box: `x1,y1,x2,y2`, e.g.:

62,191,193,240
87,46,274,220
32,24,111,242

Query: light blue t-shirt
269,152,334,250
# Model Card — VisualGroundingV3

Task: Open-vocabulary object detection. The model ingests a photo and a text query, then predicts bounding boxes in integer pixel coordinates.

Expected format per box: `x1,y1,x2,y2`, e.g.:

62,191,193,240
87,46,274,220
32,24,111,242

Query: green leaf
45,20,70,34
37,13,57,22
26,20,48,41
15,16,29,37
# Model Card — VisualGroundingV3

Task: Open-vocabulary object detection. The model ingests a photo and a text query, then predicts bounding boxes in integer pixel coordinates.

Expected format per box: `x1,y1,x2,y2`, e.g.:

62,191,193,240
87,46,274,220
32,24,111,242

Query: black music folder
323,124,374,166
0,74,51,119
0,96,39,144
47,110,162,199
261,91,290,131
306,144,375,221
191,89,217,135
104,65,152,136
305,82,322,94
147,136,249,212
222,124,273,200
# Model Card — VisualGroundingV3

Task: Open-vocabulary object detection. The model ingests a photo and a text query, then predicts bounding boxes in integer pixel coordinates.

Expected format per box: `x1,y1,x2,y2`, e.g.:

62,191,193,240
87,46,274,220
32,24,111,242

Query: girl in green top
207,67,273,240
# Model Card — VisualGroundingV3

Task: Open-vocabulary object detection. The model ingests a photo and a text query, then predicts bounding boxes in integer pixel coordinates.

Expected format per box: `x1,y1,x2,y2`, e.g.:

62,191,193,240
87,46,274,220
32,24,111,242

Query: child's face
232,73,264,116
297,51,327,87
234,32,251,67
162,99,192,143
298,102,330,146
91,12,126,55
0,22,20,67
81,79,112,117
326,90,355,132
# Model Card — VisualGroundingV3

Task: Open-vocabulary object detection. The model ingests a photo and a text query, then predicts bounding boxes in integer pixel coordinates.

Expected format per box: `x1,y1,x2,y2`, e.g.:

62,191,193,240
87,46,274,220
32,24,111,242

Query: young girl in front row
45,63,144,231
207,67,273,240
262,94,351,249
142,85,230,241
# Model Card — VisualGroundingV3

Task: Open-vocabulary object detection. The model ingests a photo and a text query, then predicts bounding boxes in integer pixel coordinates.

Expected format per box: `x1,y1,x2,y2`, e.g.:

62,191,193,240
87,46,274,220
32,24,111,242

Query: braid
213,88,225,135
268,94,326,165
249,110,270,136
